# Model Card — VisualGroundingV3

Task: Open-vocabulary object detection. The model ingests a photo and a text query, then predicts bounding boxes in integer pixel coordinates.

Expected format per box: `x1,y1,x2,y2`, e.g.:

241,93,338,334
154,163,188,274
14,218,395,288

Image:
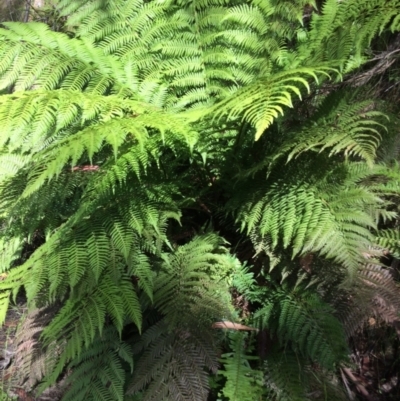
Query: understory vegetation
0,0,400,400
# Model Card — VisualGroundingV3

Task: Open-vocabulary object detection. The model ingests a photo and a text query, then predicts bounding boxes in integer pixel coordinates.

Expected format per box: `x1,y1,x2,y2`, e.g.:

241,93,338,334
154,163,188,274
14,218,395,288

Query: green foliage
376,228,400,257
0,22,126,92
219,332,264,401
231,159,397,275
0,0,400,400
153,234,234,327
126,234,234,400
272,92,387,166
56,327,133,401
298,0,400,71
128,320,219,401
255,285,348,370
211,66,336,140
264,346,348,401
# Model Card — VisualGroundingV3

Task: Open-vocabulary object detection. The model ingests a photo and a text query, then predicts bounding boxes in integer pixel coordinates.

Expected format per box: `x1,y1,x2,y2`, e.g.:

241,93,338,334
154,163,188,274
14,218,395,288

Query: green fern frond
219,332,264,401
41,272,141,367
230,260,268,303
235,178,376,272
0,290,11,326
60,327,132,401
264,345,348,401
274,95,387,166
297,0,400,70
212,67,336,140
0,236,23,273
264,347,309,401
0,22,126,92
126,235,235,400
0,90,148,154
375,229,400,257
2,181,178,302
255,288,348,370
154,234,233,328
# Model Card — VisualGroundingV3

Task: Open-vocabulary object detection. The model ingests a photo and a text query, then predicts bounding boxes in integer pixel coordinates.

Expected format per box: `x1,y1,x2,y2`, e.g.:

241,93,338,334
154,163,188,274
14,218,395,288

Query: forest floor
0,297,399,400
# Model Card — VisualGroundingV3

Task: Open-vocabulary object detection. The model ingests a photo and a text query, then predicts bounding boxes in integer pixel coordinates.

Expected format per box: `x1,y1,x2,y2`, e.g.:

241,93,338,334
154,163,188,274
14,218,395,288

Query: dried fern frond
334,263,400,337
11,306,60,390
128,320,219,401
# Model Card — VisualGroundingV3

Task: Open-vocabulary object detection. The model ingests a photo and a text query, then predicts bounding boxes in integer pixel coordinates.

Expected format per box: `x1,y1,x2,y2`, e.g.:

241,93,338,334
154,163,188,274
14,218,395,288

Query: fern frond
375,229,400,257
0,90,147,154
334,263,400,337
153,234,233,328
264,347,308,401
60,327,132,401
0,290,11,326
235,178,376,273
360,264,400,328
0,236,23,272
255,288,348,369
41,272,140,368
265,345,348,401
12,306,60,390
219,332,264,401
298,0,400,70
0,22,126,92
274,95,387,166
128,320,218,401
212,67,336,140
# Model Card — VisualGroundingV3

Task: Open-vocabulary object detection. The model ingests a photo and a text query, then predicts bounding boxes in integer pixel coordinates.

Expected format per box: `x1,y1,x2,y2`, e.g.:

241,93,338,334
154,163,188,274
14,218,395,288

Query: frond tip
212,67,336,140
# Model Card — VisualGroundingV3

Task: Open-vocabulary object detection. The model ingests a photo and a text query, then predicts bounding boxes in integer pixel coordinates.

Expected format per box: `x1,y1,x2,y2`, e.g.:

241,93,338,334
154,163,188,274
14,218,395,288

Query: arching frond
234,175,378,274
298,0,400,71
273,94,387,166
59,327,133,401
255,287,348,370
0,22,127,92
153,234,234,328
212,67,336,140
376,229,400,257
265,346,348,401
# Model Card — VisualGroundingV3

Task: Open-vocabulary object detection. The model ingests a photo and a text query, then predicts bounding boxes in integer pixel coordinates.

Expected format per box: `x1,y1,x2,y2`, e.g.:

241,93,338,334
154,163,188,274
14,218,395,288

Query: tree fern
0,0,400,400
